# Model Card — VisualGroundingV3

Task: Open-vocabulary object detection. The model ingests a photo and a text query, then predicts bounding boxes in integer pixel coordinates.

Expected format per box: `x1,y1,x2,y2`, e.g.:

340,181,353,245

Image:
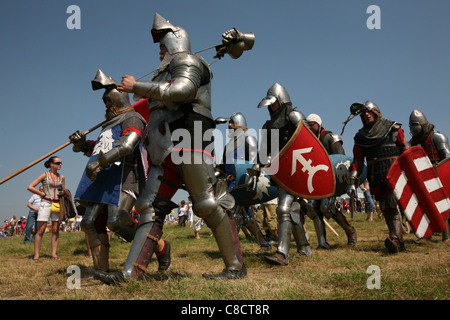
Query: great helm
409,109,429,137
257,83,292,109
91,69,131,115
151,13,191,54
229,112,247,128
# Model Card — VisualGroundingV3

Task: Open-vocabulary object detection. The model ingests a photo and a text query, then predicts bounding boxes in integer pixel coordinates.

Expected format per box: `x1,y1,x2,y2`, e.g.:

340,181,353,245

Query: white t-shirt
179,205,188,216
28,194,42,212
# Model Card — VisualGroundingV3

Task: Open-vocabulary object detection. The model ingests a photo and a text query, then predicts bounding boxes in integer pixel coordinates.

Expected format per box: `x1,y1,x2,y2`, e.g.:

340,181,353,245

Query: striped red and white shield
387,146,450,238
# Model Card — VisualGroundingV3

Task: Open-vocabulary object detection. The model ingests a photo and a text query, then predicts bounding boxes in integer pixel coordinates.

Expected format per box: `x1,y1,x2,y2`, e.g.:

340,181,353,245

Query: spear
0,119,108,185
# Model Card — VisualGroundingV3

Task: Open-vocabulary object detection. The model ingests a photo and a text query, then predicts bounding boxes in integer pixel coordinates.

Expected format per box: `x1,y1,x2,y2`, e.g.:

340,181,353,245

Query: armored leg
383,204,405,253
264,189,295,265
292,215,313,258
96,165,171,286
233,206,244,233
306,200,328,249
80,204,110,272
106,192,137,242
179,152,245,279
321,197,356,246
238,206,271,248
331,212,357,246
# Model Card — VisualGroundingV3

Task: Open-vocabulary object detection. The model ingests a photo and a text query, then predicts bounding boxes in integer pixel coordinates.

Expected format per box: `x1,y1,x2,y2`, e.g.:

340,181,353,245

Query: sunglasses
52,162,62,165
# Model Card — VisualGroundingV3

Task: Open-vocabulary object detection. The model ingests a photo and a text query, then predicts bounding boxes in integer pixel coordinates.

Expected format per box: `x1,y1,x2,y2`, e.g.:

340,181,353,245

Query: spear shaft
0,119,108,185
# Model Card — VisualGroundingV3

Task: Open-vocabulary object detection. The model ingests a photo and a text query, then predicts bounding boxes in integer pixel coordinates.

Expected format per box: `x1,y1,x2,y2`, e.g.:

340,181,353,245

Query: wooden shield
265,121,335,199
437,157,450,198
387,146,450,238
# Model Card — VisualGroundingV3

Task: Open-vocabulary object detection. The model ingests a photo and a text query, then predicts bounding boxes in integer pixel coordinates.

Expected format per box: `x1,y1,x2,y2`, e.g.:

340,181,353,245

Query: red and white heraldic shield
265,121,335,199
437,157,450,198
387,146,450,238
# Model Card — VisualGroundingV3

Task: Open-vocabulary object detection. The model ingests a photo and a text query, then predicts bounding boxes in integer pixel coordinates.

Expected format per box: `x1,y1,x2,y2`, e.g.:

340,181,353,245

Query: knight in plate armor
99,13,254,283
346,100,408,253
305,113,357,248
409,109,450,242
220,112,271,250
71,70,155,277
256,83,313,265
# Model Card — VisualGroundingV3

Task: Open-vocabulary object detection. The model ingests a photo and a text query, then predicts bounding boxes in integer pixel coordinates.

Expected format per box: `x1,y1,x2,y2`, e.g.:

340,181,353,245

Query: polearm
0,119,108,185
323,219,340,237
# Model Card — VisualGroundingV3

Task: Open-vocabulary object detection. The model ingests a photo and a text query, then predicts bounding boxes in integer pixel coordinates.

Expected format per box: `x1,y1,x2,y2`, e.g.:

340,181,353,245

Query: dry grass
0,213,449,301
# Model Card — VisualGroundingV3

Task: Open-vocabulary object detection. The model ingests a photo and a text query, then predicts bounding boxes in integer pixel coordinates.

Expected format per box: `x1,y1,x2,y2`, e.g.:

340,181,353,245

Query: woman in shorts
27,156,65,261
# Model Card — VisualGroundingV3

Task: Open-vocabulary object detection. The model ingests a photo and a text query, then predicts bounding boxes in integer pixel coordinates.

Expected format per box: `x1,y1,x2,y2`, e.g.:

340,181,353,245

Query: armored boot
156,240,171,272
306,200,329,249
96,207,165,286
264,215,292,265
244,213,271,249
292,223,313,258
81,204,111,272
332,212,357,247
178,152,245,280
127,220,164,279
384,209,405,253
90,234,110,272
312,215,329,249
202,210,247,279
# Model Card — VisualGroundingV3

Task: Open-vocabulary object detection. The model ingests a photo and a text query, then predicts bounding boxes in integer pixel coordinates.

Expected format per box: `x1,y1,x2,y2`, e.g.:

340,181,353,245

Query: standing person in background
27,156,65,261
256,198,278,244
9,216,18,237
360,179,376,222
189,197,202,239
18,217,26,237
178,201,188,227
3,220,10,237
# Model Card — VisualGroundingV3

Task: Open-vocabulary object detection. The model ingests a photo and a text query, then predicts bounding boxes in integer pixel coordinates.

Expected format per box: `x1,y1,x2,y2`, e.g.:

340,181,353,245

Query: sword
0,119,108,185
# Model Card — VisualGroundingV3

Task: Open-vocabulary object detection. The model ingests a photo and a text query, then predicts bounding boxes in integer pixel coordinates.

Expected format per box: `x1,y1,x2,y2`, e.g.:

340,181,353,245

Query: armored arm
288,110,307,127
346,170,358,197
69,130,95,157
433,132,450,159
215,28,255,59
325,132,346,155
86,131,141,181
133,54,205,108
347,145,364,196
245,135,258,163
257,123,270,166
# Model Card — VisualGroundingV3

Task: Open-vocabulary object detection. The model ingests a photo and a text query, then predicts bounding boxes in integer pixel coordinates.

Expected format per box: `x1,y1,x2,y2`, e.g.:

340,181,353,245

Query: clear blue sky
1,0,449,223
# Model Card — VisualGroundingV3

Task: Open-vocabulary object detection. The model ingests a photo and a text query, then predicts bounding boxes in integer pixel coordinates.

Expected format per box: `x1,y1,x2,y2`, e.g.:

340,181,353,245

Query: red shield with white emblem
265,121,335,199
387,146,450,238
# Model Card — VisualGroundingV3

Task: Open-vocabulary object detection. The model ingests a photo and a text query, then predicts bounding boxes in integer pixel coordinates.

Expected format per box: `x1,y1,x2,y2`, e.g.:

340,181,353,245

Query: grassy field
0,213,448,301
